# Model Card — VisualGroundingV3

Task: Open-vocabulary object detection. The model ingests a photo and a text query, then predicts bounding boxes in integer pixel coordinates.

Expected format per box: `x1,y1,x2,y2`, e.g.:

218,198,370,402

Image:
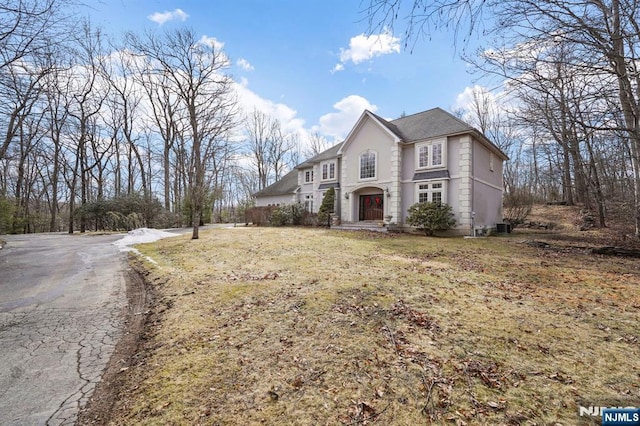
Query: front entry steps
331,221,391,233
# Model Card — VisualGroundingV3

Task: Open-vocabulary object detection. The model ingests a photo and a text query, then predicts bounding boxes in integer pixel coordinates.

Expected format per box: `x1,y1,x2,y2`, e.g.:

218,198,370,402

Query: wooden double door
359,194,384,221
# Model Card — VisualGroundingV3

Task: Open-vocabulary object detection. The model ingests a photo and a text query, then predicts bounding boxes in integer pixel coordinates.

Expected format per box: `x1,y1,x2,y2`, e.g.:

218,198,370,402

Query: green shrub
269,207,288,226
407,202,456,236
0,197,14,234
269,203,306,226
290,203,306,225
317,187,335,227
75,193,165,231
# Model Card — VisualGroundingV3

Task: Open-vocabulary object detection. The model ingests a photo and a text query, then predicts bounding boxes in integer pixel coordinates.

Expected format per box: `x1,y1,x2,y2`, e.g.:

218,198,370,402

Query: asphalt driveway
0,233,127,425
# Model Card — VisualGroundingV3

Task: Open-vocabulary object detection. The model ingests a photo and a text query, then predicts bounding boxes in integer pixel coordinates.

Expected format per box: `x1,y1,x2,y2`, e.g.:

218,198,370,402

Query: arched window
359,151,376,180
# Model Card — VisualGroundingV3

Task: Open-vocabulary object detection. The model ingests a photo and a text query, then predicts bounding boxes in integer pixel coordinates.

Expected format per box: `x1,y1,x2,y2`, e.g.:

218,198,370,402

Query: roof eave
442,129,509,161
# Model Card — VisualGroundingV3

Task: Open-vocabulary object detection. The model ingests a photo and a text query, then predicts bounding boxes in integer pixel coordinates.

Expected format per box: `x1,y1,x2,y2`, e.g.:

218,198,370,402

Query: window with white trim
416,140,445,169
304,194,313,212
321,161,336,181
304,169,314,183
489,153,495,172
417,181,445,204
359,151,376,180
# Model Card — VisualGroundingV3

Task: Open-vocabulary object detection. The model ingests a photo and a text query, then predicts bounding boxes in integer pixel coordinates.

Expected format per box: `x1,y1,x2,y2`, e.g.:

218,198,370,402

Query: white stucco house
254,108,508,235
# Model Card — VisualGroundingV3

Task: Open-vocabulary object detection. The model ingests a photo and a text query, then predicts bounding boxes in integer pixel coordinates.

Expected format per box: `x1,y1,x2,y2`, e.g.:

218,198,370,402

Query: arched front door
359,194,384,221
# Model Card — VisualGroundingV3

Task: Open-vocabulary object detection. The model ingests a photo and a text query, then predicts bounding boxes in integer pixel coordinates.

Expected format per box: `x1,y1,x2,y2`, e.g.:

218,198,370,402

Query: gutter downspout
471,140,475,236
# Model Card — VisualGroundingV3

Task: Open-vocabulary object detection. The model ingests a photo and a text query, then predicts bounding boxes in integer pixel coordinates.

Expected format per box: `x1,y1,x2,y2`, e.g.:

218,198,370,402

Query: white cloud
453,85,513,118
233,78,306,137
454,85,490,111
197,35,230,66
231,84,377,157
147,8,189,25
313,95,377,140
331,63,344,74
333,30,400,72
237,58,254,71
198,35,225,51
232,78,319,166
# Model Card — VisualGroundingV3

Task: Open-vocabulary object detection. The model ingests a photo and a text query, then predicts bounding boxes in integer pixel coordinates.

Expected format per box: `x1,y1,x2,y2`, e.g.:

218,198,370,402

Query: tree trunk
68,154,79,234
114,138,121,197
80,141,87,233
49,139,60,232
611,0,640,238
164,143,171,211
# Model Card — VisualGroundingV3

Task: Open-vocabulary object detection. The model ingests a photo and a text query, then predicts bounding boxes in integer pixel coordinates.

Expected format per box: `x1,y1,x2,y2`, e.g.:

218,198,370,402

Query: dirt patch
76,257,152,425
524,204,639,249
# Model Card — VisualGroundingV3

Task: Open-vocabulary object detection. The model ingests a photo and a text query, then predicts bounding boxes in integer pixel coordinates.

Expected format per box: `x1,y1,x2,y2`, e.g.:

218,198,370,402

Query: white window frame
321,160,336,181
304,194,313,212
359,150,377,181
304,169,314,183
489,153,495,172
415,139,446,170
415,180,447,204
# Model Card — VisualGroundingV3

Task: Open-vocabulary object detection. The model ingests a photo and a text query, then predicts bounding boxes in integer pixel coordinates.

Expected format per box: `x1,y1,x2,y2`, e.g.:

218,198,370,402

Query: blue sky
88,0,479,144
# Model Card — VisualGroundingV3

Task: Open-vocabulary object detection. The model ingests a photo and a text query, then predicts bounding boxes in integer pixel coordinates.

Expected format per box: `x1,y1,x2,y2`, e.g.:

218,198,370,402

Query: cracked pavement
0,233,127,425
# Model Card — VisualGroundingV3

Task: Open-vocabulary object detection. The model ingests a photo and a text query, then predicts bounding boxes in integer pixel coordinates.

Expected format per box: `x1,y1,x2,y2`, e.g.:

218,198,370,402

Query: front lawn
108,227,640,425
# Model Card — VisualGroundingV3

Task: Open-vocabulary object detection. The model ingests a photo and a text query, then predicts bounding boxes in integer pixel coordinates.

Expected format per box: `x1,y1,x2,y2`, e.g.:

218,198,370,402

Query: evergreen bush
407,202,456,236
317,187,335,226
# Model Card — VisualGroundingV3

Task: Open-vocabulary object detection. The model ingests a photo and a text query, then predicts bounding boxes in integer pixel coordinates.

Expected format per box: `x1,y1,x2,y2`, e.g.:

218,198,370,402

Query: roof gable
337,110,401,155
369,108,508,160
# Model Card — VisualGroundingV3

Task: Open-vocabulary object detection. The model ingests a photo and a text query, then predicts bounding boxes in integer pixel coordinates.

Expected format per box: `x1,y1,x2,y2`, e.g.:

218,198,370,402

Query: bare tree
103,47,148,201
244,109,277,190
269,120,295,183
40,50,72,231
233,165,259,205
65,21,109,233
306,132,331,158
0,0,70,72
244,109,296,190
127,28,237,239
366,0,640,237
137,67,181,211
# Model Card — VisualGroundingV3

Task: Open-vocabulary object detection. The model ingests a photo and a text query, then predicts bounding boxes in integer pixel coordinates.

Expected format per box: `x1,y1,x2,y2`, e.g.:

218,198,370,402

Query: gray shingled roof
256,108,507,200
413,170,451,181
371,108,475,143
318,182,340,190
296,142,342,169
370,108,508,159
253,169,299,197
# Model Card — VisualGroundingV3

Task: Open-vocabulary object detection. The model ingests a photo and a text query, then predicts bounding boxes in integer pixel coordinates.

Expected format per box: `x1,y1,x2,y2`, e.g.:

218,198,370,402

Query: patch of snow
113,228,180,262
113,228,179,248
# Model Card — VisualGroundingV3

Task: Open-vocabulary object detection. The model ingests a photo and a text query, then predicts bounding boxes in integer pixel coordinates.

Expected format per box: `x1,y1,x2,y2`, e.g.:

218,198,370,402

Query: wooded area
0,1,311,239
1,0,639,239
367,0,640,237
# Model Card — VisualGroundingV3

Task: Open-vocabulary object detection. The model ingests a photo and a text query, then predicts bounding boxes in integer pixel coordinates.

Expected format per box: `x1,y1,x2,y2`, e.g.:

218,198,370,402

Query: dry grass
109,225,640,425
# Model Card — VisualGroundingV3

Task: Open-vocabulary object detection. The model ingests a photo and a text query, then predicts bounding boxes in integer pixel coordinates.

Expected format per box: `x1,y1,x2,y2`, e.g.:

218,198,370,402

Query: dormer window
416,139,446,169
359,151,376,180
